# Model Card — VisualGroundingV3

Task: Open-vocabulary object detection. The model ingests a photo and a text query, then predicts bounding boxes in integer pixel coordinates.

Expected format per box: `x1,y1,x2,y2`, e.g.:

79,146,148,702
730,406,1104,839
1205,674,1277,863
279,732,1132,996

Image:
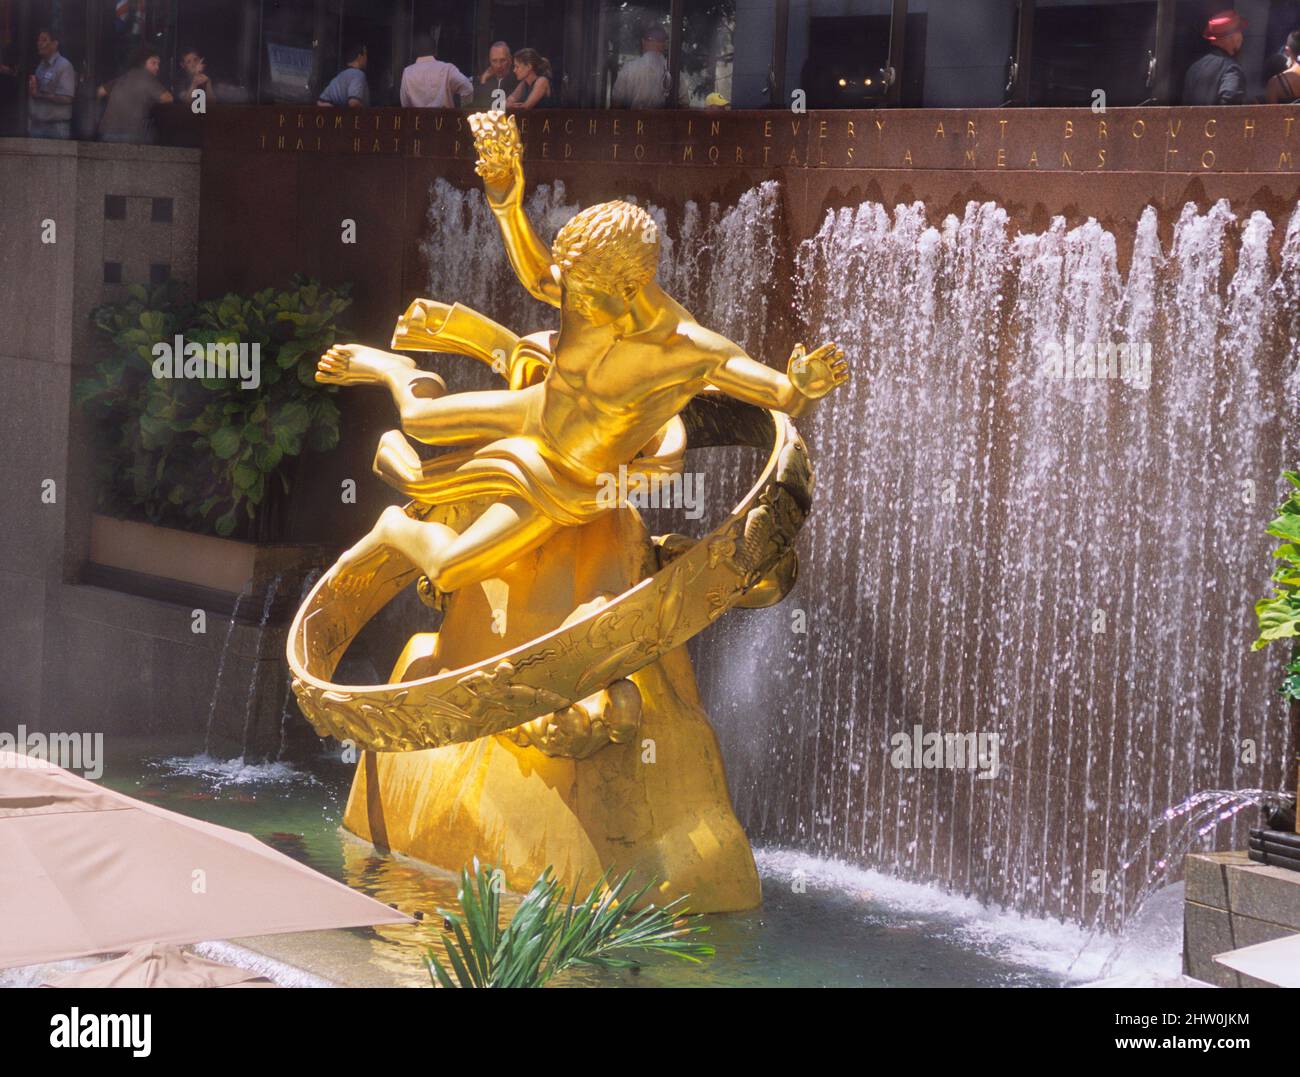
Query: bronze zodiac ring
287,395,812,752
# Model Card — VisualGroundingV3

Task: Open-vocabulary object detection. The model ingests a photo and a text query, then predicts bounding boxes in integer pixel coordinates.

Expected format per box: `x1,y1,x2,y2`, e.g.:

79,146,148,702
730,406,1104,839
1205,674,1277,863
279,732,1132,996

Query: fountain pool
14,737,1190,989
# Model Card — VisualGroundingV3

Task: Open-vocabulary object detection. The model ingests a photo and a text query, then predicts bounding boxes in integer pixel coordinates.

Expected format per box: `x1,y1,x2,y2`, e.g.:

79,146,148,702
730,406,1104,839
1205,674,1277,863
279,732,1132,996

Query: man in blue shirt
318,43,369,108
28,28,76,138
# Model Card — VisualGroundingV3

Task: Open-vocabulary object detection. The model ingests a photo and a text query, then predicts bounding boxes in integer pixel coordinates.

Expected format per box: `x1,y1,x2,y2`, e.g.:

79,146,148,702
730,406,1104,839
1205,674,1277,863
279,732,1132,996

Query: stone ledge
1184,850,1249,910
1183,850,1300,987
1226,860,1300,932
0,137,200,164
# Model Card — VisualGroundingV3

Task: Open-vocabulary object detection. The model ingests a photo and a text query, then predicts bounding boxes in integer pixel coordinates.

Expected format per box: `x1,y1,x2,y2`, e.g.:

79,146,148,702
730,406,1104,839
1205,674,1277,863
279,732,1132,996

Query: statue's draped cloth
383,298,686,526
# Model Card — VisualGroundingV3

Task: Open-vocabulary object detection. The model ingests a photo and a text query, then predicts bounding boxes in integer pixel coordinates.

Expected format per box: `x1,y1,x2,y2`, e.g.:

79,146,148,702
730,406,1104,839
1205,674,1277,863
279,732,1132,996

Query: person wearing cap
1182,10,1247,105
611,24,671,108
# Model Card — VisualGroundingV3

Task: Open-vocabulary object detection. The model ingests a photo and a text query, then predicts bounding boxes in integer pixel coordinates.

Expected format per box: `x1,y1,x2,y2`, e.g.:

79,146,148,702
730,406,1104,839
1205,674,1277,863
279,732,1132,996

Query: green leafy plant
74,276,350,542
426,861,715,988
1252,470,1300,702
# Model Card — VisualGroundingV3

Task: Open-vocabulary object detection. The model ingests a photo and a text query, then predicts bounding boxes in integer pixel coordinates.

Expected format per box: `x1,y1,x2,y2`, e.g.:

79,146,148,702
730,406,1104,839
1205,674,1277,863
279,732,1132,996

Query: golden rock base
341,508,761,914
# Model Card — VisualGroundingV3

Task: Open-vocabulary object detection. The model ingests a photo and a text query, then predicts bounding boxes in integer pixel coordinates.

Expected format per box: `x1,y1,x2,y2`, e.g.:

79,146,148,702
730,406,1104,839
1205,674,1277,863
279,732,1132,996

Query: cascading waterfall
786,196,1294,926
417,177,1296,928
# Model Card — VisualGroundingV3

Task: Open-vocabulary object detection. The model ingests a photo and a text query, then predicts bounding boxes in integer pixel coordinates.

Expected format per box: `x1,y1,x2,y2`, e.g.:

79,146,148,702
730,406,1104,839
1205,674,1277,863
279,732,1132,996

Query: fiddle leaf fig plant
1252,470,1300,702
75,276,350,542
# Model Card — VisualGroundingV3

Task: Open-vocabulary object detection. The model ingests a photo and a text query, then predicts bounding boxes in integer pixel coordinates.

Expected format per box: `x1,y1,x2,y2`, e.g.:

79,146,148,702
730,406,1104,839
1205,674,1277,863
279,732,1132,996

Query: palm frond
425,863,715,988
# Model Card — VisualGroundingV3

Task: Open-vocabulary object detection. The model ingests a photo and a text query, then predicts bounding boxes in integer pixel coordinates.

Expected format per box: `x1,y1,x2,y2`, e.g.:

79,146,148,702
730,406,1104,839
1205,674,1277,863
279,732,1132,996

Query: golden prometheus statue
287,111,848,912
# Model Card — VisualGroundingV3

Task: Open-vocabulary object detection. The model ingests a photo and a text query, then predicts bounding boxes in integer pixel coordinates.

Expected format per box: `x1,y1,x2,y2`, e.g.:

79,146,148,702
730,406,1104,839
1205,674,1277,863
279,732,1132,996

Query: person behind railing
1266,31,1300,104
1182,10,1247,105
505,48,552,110
28,28,75,139
96,45,174,144
611,23,670,108
400,32,472,109
174,47,216,107
318,42,369,108
472,41,517,110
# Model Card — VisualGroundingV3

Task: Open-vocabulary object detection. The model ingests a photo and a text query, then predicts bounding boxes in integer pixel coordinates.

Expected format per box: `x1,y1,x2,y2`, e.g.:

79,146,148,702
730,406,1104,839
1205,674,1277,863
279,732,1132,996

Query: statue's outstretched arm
469,111,561,308
700,330,849,418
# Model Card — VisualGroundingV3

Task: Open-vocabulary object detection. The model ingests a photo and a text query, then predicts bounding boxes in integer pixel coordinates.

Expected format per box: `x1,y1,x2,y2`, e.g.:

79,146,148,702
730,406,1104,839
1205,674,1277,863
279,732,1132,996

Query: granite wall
0,139,225,747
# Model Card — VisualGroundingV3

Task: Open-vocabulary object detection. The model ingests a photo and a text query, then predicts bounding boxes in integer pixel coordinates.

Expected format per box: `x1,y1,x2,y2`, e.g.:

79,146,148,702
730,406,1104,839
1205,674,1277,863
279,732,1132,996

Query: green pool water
92,739,1097,988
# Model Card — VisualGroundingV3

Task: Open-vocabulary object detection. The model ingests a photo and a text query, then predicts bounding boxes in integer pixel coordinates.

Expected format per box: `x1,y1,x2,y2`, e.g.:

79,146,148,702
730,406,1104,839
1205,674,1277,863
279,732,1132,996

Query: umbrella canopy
0,751,412,969
44,943,275,988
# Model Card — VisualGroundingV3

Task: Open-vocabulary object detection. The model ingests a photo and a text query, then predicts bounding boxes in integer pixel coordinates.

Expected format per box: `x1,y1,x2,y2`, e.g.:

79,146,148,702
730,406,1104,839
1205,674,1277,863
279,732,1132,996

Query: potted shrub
1252,469,1300,833
74,276,348,597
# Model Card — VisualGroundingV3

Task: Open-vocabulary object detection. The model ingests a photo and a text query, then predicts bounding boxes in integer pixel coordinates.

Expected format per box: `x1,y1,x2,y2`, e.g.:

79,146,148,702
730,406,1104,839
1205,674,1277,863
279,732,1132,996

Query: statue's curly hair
551,200,659,299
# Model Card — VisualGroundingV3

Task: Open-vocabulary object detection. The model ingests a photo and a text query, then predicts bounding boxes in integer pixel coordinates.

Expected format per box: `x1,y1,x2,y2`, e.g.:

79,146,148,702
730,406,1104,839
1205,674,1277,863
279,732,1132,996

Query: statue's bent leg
329,497,559,598
395,386,532,446
421,496,560,593
319,343,534,447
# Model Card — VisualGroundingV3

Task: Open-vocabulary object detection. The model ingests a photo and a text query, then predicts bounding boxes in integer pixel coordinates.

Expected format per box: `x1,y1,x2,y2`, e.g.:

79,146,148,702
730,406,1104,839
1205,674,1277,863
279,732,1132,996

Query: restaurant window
788,0,902,108
728,0,780,107
341,1,404,107
1172,0,1291,105
486,0,568,97
413,0,478,77
258,0,341,104
172,0,259,104
1029,0,1159,107
598,0,671,106
679,0,735,108
907,0,1017,108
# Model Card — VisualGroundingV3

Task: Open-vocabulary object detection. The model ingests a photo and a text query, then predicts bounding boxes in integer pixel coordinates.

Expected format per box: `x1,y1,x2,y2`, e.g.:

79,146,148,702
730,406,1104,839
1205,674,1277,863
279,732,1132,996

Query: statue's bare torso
542,285,721,473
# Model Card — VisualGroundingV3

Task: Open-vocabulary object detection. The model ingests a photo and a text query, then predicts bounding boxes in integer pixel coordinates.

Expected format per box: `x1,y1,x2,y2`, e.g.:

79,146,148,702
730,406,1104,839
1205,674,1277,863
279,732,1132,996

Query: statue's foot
323,556,379,598
316,344,416,387
325,523,392,597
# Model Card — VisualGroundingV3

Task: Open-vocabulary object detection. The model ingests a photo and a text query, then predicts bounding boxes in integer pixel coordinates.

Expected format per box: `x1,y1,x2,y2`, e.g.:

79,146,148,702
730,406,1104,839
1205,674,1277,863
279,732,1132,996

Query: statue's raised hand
788,342,849,403
469,110,523,204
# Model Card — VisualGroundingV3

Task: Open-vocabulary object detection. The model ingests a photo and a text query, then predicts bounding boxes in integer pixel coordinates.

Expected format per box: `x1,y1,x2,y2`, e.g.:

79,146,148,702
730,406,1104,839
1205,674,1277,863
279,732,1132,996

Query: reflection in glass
1030,0,1158,107
598,0,671,107
906,0,1017,108
792,0,894,109
173,0,260,104
680,0,735,108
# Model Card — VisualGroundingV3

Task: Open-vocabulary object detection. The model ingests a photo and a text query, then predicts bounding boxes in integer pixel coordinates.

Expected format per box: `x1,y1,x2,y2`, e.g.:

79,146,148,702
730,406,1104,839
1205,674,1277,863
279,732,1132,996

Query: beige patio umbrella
44,943,275,988
0,751,412,969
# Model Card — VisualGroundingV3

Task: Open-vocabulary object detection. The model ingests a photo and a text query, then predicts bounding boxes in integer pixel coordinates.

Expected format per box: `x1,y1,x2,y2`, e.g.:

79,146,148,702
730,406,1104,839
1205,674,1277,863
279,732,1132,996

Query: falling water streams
276,568,321,761
420,180,1298,929
202,581,252,754
237,574,282,760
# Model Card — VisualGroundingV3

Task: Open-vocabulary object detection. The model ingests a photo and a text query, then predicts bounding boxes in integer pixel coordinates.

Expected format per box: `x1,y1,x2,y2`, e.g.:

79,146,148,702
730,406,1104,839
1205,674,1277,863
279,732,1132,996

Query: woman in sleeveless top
506,48,553,110
1267,31,1300,103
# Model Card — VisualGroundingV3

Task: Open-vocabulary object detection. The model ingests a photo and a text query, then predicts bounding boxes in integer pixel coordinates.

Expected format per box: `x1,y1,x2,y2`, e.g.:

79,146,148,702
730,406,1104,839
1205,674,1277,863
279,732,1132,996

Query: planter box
87,513,333,617
92,513,260,594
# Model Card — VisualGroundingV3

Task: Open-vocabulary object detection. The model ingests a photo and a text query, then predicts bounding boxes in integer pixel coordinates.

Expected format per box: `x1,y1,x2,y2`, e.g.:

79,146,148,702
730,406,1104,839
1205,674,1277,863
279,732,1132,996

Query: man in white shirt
611,24,670,109
399,33,472,109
